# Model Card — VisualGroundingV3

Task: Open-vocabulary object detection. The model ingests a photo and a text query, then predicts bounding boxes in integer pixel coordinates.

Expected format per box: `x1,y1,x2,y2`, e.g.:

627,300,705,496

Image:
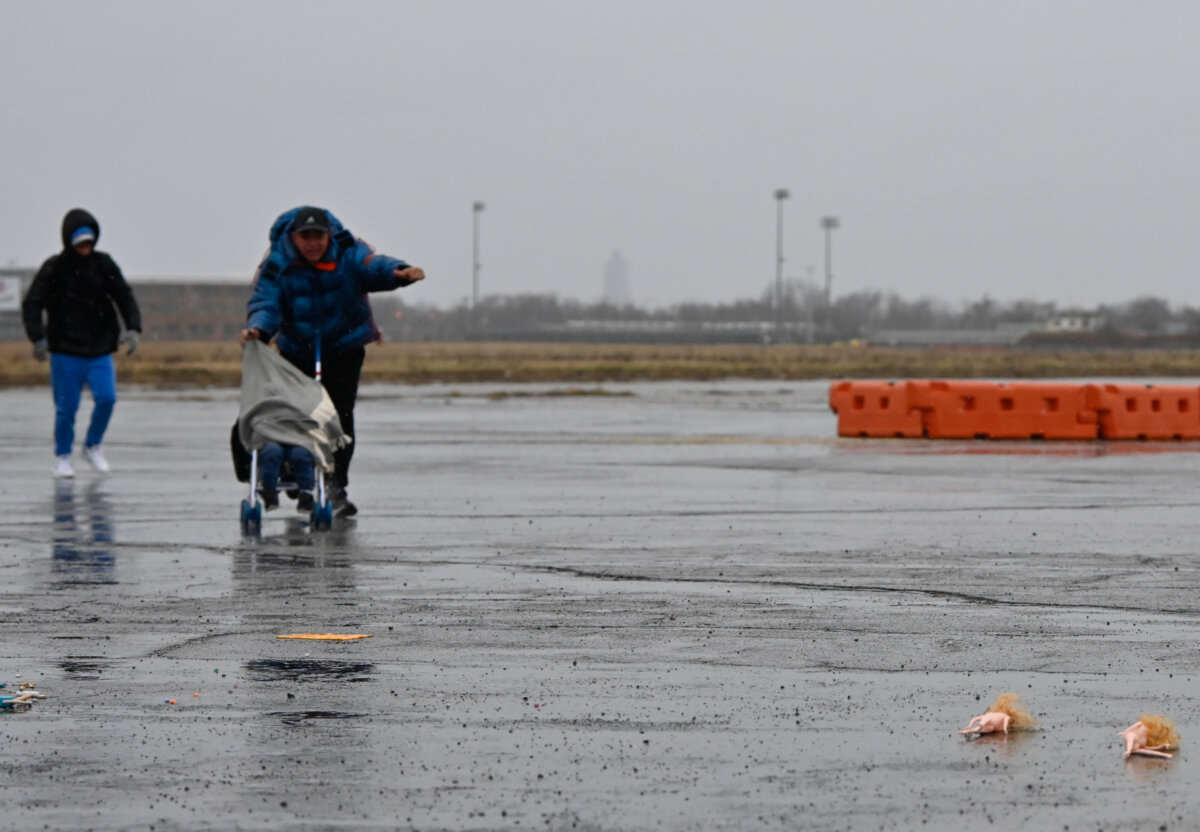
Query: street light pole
805,264,816,344
820,216,839,311
472,201,485,312
773,189,789,339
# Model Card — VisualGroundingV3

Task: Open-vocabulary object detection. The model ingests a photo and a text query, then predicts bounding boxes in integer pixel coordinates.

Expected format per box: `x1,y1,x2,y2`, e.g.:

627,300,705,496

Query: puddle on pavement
267,710,366,726
57,657,115,680
244,659,374,683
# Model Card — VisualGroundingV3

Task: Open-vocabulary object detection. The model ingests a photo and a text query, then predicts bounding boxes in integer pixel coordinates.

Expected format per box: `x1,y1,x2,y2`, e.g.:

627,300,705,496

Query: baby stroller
231,427,333,531
233,340,350,533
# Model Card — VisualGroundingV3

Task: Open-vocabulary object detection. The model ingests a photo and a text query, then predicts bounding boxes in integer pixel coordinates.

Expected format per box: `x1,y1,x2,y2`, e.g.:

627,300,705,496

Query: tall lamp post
820,216,839,312
773,188,790,338
472,201,485,334
472,201,485,311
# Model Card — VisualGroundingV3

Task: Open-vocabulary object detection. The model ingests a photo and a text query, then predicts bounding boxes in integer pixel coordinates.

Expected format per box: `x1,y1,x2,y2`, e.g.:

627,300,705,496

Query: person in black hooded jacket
22,208,142,478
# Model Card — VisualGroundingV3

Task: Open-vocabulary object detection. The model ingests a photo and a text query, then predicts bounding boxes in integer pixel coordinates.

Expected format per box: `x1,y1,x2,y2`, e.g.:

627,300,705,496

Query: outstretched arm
395,265,425,285
1129,747,1173,759
348,238,425,292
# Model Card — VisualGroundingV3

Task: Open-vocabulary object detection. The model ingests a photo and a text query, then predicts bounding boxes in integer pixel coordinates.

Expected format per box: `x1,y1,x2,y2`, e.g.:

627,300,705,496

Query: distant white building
603,251,632,307
868,322,1039,348
0,267,35,340
1043,310,1104,332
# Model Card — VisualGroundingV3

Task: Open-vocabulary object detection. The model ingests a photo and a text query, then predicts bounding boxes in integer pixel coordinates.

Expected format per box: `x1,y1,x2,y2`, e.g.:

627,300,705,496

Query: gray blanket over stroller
237,340,350,473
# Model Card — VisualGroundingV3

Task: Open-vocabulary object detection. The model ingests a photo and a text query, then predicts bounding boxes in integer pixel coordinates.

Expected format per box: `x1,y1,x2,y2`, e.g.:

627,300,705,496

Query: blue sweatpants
50,353,117,457
258,443,316,492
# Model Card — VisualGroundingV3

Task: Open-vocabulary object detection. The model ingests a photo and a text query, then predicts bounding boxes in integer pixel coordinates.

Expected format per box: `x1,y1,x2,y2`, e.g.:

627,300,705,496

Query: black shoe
296,492,314,513
331,488,357,518
259,488,280,511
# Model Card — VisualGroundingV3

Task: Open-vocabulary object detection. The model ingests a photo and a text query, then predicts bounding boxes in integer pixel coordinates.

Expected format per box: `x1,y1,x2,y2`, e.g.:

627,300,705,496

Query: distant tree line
371,281,1200,345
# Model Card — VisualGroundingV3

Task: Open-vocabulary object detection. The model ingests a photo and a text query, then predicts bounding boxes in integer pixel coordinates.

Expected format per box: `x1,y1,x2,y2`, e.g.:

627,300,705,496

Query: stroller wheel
311,501,333,531
240,499,261,533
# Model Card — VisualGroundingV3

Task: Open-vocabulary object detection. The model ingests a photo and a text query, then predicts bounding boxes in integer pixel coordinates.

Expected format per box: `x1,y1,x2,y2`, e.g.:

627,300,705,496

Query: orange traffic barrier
909,381,1098,440
1087,384,1200,440
828,380,924,437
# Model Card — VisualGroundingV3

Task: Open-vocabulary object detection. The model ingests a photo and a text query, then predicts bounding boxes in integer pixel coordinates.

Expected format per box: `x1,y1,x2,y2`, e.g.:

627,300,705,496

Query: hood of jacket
267,206,353,264
61,208,100,250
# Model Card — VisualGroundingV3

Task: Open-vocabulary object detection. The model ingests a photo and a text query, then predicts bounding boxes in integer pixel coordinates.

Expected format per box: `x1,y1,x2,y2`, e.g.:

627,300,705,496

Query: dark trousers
258,443,315,492
288,346,364,490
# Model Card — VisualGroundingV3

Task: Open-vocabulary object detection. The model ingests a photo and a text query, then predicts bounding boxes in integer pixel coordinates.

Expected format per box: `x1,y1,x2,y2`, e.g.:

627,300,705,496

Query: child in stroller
259,441,315,513
235,339,347,531
231,428,319,514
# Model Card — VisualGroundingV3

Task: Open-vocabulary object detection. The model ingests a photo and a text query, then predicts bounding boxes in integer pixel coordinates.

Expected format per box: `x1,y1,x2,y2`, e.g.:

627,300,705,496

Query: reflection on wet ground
234,550,353,572
51,479,115,585
240,517,359,548
960,728,1038,757
232,515,358,572
1124,755,1178,783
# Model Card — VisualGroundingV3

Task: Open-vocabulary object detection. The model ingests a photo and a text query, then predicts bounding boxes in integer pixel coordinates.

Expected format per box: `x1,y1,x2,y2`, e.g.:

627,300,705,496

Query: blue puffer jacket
246,207,412,368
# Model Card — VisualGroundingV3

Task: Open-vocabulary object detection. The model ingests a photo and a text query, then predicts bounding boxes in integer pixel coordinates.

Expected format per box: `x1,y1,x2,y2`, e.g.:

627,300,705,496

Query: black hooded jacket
22,208,142,358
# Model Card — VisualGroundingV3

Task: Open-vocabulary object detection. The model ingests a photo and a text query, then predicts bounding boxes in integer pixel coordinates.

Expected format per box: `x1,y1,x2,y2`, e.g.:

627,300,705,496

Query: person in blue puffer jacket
241,206,425,517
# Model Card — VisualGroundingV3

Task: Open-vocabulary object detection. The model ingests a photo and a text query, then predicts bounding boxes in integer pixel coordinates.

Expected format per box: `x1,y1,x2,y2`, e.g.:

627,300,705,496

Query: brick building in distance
132,280,249,341
0,272,253,342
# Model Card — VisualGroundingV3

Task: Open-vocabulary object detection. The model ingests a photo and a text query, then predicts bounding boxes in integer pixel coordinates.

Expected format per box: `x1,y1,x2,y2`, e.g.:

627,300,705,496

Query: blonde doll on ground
959,693,1037,735
1119,715,1179,759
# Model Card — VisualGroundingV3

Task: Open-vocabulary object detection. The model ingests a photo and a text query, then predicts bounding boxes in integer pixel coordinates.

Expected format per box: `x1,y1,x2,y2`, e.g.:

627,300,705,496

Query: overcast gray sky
3,1,1198,309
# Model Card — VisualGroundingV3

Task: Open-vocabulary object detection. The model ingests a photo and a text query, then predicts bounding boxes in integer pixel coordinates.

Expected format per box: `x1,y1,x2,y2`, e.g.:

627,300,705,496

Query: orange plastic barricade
910,381,1098,440
1086,384,1200,440
828,381,924,437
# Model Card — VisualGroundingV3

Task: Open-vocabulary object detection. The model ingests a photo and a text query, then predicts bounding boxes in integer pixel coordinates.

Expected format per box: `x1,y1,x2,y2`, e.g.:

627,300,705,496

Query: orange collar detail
313,261,336,271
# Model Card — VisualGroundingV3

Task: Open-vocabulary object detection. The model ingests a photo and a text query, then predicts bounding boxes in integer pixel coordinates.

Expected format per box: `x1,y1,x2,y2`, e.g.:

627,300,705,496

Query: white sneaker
83,445,111,473
53,455,75,479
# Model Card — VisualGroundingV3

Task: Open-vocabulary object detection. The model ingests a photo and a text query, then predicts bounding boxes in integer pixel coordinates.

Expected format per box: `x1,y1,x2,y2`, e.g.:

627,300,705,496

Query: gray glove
32,340,48,362
120,330,140,356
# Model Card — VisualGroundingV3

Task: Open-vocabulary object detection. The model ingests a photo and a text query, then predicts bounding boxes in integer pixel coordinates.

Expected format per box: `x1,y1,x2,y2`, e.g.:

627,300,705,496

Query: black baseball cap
291,206,330,234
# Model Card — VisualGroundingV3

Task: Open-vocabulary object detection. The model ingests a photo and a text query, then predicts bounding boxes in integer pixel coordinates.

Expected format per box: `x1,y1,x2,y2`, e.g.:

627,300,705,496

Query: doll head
988,693,1036,730
1138,714,1180,750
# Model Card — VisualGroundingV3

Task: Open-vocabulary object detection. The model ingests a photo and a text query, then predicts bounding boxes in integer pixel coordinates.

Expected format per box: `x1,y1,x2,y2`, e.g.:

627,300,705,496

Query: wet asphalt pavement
2,379,1200,831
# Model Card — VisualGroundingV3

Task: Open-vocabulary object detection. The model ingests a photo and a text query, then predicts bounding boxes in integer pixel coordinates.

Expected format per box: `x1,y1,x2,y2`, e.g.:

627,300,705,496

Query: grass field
4,341,1200,388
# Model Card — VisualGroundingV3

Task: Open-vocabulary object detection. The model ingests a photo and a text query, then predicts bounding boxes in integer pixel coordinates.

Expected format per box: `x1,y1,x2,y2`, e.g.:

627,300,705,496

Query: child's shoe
296,492,315,514
259,488,280,511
